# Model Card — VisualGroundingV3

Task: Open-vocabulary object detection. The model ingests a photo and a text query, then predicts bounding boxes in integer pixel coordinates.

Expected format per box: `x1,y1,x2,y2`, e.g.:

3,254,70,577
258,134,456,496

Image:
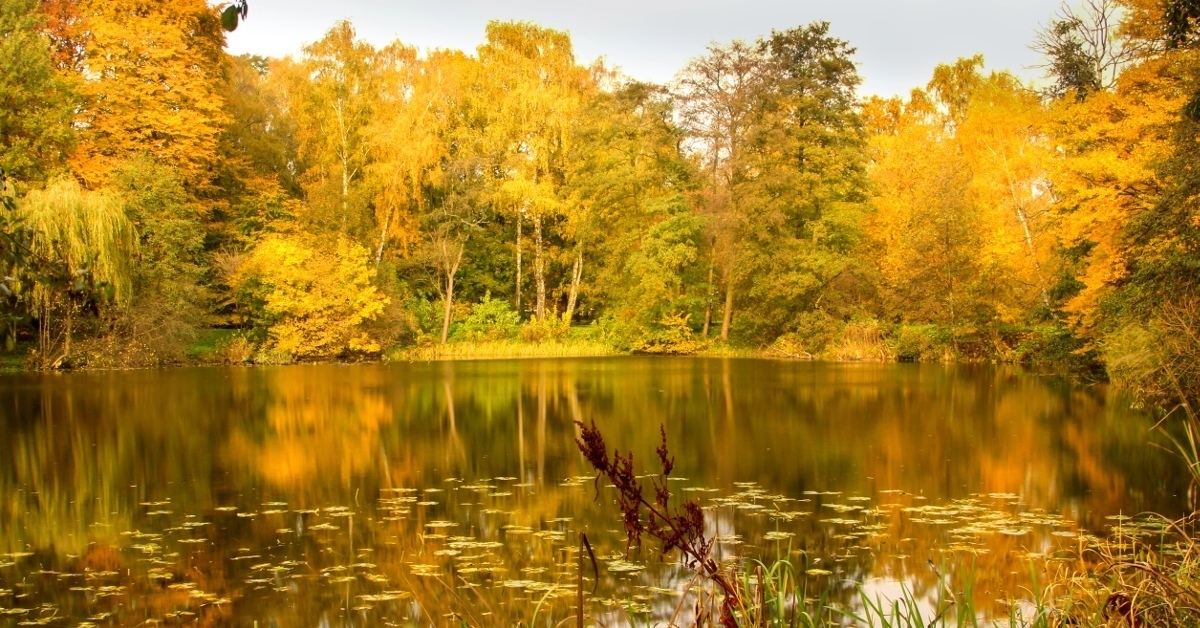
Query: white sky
223,0,1061,98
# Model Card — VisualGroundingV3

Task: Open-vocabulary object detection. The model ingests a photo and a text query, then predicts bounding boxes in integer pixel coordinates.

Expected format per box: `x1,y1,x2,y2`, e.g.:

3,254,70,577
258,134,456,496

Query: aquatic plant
576,420,743,626
1037,513,1200,627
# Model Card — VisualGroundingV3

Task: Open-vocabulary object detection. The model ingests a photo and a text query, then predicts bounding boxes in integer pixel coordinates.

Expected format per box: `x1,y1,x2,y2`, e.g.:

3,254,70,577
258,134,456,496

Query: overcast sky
223,0,1062,98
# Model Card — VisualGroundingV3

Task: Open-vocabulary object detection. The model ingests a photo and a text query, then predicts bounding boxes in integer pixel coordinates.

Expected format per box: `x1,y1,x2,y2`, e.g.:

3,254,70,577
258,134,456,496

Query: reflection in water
0,358,1188,625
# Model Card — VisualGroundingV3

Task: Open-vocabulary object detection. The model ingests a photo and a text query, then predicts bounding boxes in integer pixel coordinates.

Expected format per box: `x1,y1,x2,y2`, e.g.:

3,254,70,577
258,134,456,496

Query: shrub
828,318,893,361
791,310,840,354
587,314,640,352
519,314,570,343
216,333,256,364
890,324,944,362
236,233,389,360
635,312,705,355
764,333,814,359
454,293,521,341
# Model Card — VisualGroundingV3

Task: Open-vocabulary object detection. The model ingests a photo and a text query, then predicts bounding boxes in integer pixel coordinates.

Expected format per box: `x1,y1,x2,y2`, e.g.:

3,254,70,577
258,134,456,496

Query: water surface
0,358,1186,625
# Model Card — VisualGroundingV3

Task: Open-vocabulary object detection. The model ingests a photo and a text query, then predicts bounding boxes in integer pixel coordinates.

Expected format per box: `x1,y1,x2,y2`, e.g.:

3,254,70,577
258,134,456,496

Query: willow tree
19,178,136,367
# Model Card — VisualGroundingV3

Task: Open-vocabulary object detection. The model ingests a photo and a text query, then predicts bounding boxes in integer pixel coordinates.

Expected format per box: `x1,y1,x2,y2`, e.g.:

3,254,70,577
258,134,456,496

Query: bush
764,334,814,359
586,314,640,352
216,333,256,364
235,233,390,360
791,311,840,354
519,314,571,343
634,312,705,355
890,324,945,362
828,318,893,361
454,294,521,341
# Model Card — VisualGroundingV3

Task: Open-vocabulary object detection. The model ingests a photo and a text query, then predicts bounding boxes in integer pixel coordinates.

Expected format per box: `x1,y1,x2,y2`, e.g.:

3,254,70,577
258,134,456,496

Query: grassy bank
387,338,619,361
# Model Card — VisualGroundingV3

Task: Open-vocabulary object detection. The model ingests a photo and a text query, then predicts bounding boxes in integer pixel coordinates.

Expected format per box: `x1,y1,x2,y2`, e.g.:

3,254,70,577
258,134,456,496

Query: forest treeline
1,0,1199,401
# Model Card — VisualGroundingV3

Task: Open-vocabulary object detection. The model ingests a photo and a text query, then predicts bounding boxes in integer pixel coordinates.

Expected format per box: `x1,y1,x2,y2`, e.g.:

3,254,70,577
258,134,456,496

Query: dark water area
0,358,1188,625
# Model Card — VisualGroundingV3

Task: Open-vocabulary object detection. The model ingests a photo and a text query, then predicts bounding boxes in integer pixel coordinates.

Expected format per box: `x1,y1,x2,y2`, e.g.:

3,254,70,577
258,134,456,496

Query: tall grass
391,338,620,361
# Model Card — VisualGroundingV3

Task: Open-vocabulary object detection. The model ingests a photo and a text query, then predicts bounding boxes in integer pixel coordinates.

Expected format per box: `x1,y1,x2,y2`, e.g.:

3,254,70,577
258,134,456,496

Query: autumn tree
287,21,379,236
0,0,76,182
567,81,702,328
736,24,869,342
104,157,207,363
69,0,229,190
18,178,136,368
865,93,984,333
674,39,766,339
477,21,594,320
236,232,389,360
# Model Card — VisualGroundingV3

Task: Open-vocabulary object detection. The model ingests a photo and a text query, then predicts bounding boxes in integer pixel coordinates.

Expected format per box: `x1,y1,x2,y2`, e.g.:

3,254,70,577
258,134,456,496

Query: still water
0,358,1188,626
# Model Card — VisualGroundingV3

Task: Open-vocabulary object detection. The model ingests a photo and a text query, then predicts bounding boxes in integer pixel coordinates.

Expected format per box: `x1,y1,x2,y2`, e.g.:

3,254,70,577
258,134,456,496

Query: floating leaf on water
806,569,833,576
763,531,795,541
425,521,457,529
607,559,646,573
409,564,441,577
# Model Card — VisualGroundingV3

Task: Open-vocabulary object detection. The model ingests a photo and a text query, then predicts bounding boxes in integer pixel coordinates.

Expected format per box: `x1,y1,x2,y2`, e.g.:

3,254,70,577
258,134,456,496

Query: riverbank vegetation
0,0,1197,398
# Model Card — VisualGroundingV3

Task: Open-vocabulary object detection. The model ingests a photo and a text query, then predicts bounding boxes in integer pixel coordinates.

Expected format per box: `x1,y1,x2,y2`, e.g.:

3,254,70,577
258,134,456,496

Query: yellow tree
865,92,984,332
956,69,1060,318
69,0,229,191
1048,53,1186,332
371,48,488,343
236,232,389,360
477,21,593,320
286,21,379,237
366,47,467,267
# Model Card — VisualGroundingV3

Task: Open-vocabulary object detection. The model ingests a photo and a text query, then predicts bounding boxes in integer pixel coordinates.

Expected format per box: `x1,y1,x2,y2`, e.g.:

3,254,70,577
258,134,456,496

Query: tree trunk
702,257,715,338
515,211,523,314
440,243,465,344
994,143,1054,314
1013,202,1052,312
64,300,71,360
440,272,455,345
719,279,734,341
565,246,583,324
337,99,350,234
374,208,392,267
534,215,546,320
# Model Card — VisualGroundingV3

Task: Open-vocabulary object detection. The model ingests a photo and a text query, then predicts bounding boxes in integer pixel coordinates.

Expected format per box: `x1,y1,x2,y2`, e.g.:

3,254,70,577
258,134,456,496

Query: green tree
567,81,701,329
0,0,76,182
104,157,207,363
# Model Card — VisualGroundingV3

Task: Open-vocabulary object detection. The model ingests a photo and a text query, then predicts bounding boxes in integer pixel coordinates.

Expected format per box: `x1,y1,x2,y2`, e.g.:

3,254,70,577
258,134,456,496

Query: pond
0,358,1188,626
